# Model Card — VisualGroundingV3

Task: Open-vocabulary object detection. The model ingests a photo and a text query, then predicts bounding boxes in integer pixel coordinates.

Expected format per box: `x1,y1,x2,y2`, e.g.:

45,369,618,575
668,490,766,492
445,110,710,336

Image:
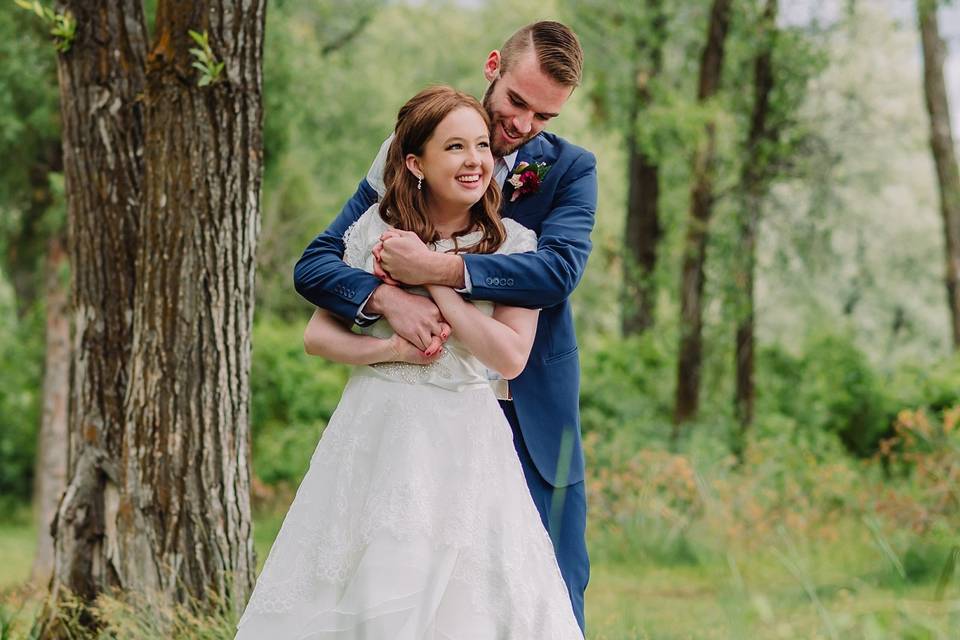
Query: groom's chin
493,140,521,158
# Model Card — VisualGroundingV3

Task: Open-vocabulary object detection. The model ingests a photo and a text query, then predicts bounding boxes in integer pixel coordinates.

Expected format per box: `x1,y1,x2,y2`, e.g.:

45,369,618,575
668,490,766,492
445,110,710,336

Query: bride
234,85,583,639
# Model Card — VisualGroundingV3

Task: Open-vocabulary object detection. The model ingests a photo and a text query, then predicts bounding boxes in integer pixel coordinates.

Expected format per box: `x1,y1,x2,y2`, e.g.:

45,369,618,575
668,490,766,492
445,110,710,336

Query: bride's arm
425,285,538,380
304,308,439,366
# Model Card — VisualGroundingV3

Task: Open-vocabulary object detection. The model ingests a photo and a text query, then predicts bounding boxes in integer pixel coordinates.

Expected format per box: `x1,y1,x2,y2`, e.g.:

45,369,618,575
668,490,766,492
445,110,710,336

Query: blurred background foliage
2,0,960,637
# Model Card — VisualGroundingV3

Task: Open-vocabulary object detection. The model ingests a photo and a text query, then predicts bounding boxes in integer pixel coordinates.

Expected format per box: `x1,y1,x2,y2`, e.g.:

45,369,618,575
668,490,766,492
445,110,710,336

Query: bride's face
407,107,494,212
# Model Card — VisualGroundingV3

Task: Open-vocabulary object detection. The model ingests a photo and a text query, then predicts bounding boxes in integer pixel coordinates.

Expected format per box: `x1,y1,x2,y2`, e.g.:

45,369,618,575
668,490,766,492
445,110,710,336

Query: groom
293,21,596,631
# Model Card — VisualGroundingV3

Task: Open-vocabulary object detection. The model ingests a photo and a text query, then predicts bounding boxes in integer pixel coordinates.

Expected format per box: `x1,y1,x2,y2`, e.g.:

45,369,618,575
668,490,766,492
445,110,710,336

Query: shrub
250,317,350,485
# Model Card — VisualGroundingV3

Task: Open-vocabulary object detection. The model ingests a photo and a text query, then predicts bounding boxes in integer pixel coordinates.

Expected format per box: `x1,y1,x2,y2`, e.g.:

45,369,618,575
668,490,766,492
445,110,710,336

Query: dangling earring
417,175,423,191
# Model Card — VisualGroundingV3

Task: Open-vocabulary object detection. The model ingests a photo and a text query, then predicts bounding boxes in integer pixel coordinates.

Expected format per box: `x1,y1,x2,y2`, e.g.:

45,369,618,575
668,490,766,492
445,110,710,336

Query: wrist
366,284,394,316
378,334,400,363
433,253,465,288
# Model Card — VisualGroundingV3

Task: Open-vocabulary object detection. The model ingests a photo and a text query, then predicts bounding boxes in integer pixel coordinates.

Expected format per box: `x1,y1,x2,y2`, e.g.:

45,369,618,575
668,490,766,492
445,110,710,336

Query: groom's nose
512,111,534,136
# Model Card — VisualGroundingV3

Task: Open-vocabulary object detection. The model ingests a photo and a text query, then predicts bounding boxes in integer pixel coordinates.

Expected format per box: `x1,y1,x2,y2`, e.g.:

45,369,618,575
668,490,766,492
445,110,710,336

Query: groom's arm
293,178,382,320
464,151,596,309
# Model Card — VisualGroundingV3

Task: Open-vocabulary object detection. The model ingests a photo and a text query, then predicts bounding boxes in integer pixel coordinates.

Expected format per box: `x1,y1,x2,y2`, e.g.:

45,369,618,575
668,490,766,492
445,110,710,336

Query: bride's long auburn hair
380,86,505,255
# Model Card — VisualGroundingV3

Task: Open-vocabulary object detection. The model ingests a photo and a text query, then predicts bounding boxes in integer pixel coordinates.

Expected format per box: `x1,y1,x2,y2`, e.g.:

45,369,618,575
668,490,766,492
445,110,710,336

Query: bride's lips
455,173,483,189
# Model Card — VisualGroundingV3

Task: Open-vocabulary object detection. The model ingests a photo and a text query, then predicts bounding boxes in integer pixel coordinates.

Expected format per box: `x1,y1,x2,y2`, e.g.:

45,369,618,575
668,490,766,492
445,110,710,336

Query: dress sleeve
343,205,388,272
497,218,538,256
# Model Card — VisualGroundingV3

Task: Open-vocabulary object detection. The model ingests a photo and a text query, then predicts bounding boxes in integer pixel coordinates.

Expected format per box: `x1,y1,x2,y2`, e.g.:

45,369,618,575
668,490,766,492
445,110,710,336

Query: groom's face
483,49,573,158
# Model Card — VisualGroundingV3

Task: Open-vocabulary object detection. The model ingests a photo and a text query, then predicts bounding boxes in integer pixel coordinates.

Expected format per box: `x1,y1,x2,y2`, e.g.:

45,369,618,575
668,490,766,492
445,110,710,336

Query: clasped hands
370,229,454,360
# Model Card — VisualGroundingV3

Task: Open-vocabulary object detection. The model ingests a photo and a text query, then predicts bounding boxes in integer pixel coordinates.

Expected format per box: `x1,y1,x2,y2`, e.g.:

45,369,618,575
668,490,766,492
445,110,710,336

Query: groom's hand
367,284,451,352
376,230,465,288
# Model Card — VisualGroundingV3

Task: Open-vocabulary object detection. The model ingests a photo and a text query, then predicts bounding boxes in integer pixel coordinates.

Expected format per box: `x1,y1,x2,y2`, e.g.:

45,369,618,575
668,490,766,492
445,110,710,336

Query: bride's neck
426,200,473,239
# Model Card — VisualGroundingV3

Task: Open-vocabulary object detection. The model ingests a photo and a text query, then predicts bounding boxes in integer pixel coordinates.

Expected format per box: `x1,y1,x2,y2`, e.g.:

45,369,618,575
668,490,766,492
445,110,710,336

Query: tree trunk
44,1,264,630
30,234,71,586
117,0,264,610
622,0,666,336
45,2,147,629
918,0,960,350
672,0,733,435
733,0,778,457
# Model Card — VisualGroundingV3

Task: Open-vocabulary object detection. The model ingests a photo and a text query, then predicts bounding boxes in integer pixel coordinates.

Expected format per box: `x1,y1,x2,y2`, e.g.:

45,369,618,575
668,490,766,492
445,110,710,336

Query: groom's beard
483,80,535,158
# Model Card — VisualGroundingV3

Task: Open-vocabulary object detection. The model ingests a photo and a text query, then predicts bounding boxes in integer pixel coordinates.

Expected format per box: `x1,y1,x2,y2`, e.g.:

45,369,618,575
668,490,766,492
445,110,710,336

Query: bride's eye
446,143,463,151
478,141,490,149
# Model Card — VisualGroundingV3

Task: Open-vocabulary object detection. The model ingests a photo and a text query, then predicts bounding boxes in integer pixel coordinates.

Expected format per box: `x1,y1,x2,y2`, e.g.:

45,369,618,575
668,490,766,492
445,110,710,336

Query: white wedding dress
235,205,583,639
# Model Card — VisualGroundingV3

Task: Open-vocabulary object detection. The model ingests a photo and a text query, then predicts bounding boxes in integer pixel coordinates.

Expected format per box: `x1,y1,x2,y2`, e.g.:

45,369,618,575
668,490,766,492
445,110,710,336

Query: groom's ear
404,154,422,179
483,50,501,83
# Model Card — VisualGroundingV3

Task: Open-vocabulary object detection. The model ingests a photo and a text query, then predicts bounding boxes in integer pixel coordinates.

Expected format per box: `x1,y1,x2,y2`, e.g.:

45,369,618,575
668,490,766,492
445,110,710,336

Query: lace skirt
235,372,583,639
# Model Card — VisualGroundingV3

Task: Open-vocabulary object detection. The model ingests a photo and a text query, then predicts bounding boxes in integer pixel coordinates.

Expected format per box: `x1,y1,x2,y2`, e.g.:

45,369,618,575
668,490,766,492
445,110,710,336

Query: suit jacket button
507,278,514,286
485,277,493,285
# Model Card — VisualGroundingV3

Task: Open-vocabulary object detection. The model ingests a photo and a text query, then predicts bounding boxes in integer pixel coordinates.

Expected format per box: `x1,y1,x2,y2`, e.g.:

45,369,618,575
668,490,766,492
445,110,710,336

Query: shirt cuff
455,261,473,294
355,291,381,327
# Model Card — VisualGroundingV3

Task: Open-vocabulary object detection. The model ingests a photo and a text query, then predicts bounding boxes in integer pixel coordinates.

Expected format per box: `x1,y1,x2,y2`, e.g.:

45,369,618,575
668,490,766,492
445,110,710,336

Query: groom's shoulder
535,132,596,174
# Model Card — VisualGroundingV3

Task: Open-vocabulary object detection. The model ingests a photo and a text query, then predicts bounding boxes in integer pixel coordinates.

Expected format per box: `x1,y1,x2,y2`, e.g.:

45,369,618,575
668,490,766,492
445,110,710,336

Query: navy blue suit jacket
294,132,597,487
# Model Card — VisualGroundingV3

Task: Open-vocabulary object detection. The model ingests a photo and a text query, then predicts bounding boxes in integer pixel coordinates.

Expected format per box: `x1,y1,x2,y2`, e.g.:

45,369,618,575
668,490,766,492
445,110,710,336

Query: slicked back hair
499,21,583,88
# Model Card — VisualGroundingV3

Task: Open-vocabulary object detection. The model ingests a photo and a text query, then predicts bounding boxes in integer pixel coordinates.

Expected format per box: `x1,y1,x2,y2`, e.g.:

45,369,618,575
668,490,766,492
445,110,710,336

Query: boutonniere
506,161,550,202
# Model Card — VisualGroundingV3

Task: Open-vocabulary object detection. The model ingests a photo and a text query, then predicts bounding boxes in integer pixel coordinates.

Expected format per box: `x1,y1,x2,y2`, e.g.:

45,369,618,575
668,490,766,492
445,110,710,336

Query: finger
381,271,401,286
417,329,433,352
372,258,388,281
438,322,452,342
423,335,443,357
371,241,383,259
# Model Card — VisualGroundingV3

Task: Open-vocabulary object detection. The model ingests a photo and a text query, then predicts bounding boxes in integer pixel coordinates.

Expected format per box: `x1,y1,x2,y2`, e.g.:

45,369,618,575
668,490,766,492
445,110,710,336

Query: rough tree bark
672,0,734,435
44,0,264,632
30,233,70,586
622,0,666,336
918,0,960,350
733,0,778,456
45,3,147,629
118,0,264,608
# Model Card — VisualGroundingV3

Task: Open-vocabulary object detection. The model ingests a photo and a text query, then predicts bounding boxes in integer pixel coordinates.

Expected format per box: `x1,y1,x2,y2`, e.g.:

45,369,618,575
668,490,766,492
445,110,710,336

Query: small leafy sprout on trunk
14,0,76,53
188,29,225,87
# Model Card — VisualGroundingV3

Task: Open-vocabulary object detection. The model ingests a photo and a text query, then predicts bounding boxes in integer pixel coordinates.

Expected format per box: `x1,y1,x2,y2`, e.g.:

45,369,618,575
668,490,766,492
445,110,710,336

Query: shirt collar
500,149,520,173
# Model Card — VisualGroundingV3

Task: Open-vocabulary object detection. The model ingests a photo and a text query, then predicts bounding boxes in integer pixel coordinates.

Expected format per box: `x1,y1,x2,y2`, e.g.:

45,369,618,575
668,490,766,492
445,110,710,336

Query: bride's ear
404,154,423,181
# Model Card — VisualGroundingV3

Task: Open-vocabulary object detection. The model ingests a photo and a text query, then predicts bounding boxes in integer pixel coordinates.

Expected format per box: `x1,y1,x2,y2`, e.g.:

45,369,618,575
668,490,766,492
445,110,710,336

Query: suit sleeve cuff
355,291,381,327
455,261,473,295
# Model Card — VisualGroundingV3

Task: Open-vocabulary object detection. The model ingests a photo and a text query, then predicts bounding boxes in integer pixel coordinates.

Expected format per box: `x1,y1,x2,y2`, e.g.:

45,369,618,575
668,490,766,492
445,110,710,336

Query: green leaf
188,29,207,47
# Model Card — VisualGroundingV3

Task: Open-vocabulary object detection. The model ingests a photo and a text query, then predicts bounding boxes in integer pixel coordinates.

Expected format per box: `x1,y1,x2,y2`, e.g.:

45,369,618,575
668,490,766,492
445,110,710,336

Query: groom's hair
500,21,583,88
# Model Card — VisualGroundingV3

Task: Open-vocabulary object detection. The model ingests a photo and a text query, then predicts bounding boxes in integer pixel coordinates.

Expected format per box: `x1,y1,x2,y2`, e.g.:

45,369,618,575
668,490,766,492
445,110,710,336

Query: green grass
2,510,958,639
0,506,35,591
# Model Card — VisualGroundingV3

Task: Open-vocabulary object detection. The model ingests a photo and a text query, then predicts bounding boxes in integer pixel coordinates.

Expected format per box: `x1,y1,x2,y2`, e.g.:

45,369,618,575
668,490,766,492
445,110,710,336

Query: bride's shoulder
343,203,390,268
497,218,538,255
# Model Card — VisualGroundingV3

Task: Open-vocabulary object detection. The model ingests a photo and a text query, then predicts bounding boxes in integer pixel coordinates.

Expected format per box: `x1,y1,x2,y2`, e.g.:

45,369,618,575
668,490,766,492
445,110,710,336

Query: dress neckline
433,229,483,251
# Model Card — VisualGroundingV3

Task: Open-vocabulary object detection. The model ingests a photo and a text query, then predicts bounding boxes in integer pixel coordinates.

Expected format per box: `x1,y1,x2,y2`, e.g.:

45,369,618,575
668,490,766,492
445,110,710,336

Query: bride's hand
385,333,444,365
378,229,434,285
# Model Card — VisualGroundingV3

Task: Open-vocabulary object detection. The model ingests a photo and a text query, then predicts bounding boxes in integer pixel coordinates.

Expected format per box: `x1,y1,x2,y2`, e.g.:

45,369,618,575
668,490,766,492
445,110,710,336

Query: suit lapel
501,135,545,220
